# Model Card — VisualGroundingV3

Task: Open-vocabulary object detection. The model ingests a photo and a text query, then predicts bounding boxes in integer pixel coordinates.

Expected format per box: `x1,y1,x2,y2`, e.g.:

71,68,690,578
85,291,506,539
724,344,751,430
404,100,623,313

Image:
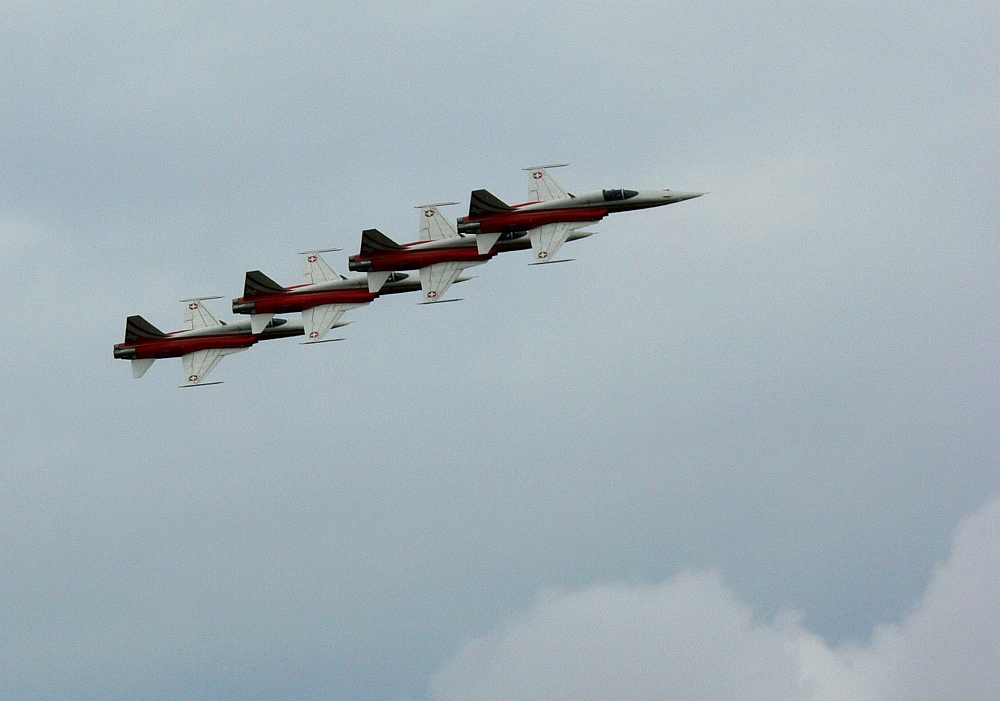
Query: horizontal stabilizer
244,270,286,297
469,189,512,217
476,231,502,255
124,315,166,342
131,358,155,378
251,313,276,334
360,228,402,254
368,270,392,293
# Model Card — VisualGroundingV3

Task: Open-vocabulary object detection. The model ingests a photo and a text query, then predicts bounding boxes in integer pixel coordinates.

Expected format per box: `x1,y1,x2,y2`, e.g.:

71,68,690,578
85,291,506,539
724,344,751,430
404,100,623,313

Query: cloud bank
430,494,1000,701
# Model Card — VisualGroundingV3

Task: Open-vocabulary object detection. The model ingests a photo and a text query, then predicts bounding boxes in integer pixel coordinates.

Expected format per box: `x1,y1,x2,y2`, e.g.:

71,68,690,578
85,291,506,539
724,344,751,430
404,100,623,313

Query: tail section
360,228,402,255
124,315,166,342
469,189,512,217
243,270,287,298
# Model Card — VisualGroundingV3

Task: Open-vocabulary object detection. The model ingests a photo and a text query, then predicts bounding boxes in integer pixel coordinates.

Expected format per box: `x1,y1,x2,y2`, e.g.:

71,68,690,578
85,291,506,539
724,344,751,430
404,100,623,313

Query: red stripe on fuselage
238,289,375,314
355,245,496,272
124,334,257,359
466,206,609,232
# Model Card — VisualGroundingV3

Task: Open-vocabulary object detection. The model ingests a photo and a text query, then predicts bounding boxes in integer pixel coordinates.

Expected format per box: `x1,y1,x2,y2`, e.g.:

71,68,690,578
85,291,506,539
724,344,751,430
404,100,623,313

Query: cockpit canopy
602,189,638,201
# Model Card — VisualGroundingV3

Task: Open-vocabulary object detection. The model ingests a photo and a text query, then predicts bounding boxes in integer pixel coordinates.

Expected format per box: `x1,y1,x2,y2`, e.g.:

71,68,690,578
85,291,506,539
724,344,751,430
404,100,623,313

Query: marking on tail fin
125,315,166,342
469,189,513,217
360,228,402,254
244,270,287,297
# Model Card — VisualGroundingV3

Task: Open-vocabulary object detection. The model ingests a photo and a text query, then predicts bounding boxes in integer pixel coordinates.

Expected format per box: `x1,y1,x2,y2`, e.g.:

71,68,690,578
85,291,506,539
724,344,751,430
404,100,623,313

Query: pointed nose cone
671,191,706,202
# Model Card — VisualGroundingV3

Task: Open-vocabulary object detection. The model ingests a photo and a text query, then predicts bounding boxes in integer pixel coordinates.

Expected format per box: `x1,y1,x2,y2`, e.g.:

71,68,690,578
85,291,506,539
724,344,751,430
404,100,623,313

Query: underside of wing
181,348,227,386
419,261,475,303
301,302,366,342
528,221,574,263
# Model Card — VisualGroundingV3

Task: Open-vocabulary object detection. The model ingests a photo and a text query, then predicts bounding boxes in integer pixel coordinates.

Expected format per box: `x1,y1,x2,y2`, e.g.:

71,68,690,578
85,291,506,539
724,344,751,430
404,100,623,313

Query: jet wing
417,203,460,242
524,164,570,202
300,249,344,284
528,221,579,263
301,302,367,343
181,298,224,331
418,261,482,303
180,347,245,387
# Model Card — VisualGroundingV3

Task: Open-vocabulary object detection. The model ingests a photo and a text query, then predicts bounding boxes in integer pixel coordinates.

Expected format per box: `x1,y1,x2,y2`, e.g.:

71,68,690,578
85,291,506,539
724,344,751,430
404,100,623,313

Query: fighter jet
231,249,441,343
347,202,595,303
112,297,345,387
455,164,704,263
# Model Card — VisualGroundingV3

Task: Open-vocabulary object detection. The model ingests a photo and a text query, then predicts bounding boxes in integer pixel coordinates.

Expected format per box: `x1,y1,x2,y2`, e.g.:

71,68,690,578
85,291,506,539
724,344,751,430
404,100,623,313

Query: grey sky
1,2,997,699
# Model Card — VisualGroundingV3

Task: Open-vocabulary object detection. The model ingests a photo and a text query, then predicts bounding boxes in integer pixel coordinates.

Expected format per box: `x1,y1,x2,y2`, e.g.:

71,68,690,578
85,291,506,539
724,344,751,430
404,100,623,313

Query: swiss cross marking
424,209,434,217
309,331,319,338
427,290,438,298
532,171,543,179
538,251,548,258
188,302,198,310
307,255,318,262
188,374,199,382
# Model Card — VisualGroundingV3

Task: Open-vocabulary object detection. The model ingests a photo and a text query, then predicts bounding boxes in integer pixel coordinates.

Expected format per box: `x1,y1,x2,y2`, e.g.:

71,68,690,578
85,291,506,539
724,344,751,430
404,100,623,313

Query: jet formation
114,165,704,386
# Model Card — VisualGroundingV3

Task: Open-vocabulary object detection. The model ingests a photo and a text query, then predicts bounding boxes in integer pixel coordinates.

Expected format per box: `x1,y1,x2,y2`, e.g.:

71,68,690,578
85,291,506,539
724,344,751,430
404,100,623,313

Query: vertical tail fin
243,270,287,298
124,315,166,342
468,189,513,217
360,228,402,254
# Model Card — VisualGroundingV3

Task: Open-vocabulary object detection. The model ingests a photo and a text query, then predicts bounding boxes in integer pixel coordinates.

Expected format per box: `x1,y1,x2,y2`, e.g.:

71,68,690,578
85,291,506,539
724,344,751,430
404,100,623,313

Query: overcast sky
1,2,997,699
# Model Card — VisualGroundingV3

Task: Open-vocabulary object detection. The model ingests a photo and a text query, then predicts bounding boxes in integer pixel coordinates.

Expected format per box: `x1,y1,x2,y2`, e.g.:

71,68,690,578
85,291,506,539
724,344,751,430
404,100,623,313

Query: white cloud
430,494,1000,701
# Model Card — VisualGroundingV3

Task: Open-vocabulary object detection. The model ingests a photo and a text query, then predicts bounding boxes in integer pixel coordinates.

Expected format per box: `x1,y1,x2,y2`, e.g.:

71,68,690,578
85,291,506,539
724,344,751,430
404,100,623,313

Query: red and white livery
348,201,596,302
112,297,340,387
456,164,705,263
231,249,431,343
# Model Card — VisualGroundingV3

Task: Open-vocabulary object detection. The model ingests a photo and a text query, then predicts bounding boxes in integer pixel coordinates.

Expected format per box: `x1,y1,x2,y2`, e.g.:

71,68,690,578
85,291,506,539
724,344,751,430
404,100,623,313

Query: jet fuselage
347,229,592,273
113,318,306,360
232,273,415,315
456,189,704,234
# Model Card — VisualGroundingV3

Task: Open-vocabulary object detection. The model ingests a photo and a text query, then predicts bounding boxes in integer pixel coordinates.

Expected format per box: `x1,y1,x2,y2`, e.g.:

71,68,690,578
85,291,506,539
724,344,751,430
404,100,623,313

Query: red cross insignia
533,171,543,179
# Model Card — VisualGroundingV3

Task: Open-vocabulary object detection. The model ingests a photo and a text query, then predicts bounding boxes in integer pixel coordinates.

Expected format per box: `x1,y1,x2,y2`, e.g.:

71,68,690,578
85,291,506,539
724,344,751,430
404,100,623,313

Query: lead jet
347,202,596,302
455,164,704,263
230,249,447,342
113,297,344,387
